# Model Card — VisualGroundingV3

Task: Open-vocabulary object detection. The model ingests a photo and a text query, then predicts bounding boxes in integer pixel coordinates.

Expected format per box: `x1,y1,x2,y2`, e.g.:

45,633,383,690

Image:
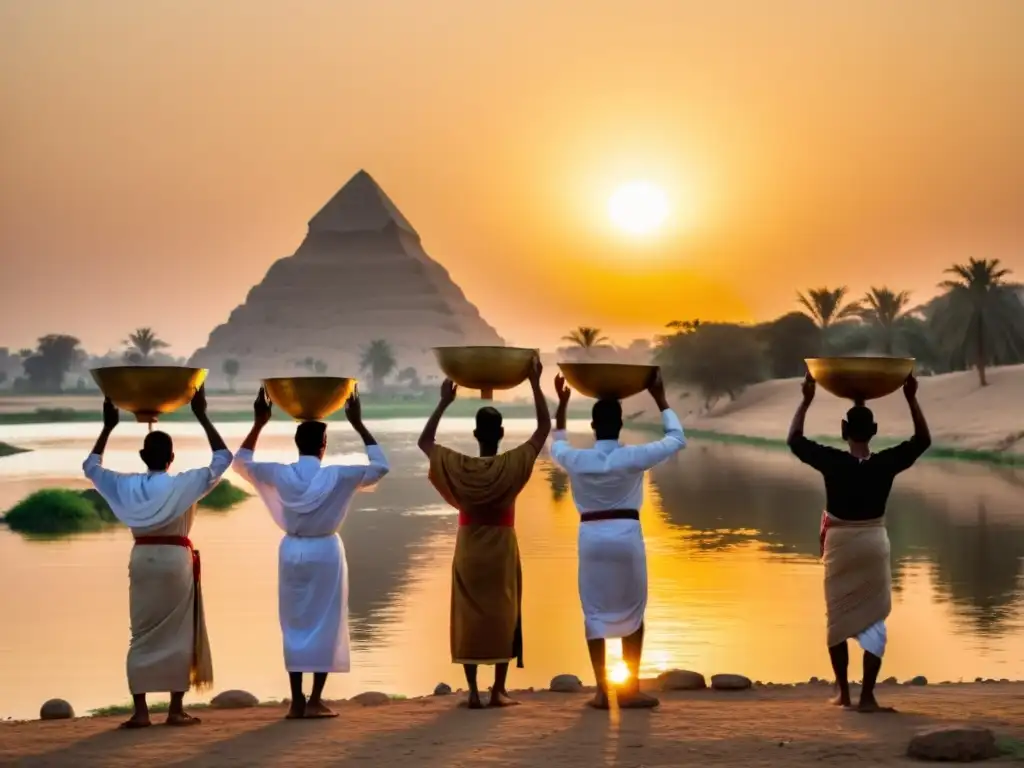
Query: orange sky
2,0,1023,356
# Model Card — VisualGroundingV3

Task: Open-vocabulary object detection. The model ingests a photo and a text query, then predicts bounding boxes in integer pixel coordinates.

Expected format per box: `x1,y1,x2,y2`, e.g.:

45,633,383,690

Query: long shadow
11,726,143,768
496,703,612,767
328,701,499,767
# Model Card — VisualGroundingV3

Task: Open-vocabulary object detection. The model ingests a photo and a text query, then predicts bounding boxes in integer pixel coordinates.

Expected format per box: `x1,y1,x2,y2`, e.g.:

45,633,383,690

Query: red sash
458,506,515,527
133,535,201,583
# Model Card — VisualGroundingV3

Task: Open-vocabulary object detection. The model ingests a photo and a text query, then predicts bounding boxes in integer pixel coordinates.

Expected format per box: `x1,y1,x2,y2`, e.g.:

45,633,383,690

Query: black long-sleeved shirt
788,435,929,521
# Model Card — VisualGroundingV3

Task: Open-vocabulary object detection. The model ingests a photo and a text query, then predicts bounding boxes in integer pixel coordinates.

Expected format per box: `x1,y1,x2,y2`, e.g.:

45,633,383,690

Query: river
0,419,1022,719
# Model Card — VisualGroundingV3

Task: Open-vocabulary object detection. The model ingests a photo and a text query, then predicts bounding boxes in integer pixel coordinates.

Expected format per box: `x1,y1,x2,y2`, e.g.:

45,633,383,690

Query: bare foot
467,691,485,710
286,697,306,720
618,691,660,709
829,693,853,708
303,700,338,719
488,691,520,708
165,711,202,727
587,691,610,710
857,698,897,714
118,713,151,730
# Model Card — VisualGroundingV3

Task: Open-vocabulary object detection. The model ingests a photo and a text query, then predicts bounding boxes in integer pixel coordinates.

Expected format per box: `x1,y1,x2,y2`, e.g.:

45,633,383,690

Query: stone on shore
881,676,899,686
711,674,752,691
906,726,999,762
433,683,452,696
210,690,259,709
907,676,928,686
352,691,391,706
39,699,74,720
549,674,584,693
657,670,707,691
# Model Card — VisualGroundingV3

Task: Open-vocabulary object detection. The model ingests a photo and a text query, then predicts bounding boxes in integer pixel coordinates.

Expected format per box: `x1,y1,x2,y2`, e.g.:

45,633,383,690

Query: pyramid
188,170,504,386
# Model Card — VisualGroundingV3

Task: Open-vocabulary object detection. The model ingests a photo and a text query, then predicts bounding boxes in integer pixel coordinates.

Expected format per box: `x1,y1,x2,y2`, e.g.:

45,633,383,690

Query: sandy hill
646,364,1024,455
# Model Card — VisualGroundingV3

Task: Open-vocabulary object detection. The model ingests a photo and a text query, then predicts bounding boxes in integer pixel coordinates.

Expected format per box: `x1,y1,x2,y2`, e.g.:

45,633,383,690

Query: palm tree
222,358,240,392
796,287,862,353
360,340,397,391
933,258,1024,386
123,327,169,363
562,326,610,350
857,287,914,355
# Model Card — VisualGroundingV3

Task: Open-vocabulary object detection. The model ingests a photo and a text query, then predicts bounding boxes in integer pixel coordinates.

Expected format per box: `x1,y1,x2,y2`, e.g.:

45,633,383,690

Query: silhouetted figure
233,388,387,720
551,370,686,710
418,356,549,709
787,373,931,712
83,385,230,729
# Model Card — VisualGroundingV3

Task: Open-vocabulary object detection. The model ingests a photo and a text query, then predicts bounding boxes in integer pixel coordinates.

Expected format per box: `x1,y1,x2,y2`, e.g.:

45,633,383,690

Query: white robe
232,445,389,673
82,449,232,692
550,410,686,640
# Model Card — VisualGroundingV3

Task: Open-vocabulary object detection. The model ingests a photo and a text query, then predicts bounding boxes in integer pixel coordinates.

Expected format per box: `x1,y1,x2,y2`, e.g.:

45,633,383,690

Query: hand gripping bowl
433,346,538,400
262,377,357,421
804,357,915,402
557,363,658,400
90,366,208,424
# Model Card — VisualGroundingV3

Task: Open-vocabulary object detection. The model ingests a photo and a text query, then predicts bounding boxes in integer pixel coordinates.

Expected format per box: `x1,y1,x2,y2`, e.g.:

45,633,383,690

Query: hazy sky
2,0,1023,356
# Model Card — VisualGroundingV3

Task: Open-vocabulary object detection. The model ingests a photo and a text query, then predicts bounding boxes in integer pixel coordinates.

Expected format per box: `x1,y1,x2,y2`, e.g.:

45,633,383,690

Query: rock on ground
906,726,999,762
210,690,260,709
711,674,752,691
433,683,452,696
657,670,707,691
907,676,929,686
39,699,74,720
549,674,584,693
352,692,391,706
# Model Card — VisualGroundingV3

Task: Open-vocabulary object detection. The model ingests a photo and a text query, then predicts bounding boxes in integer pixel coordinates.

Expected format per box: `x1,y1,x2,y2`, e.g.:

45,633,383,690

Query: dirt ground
2,683,1022,767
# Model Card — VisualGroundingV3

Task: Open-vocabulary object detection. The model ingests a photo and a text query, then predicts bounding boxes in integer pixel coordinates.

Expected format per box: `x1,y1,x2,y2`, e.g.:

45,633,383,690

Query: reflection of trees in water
341,447,454,644
650,445,1024,634
538,458,569,502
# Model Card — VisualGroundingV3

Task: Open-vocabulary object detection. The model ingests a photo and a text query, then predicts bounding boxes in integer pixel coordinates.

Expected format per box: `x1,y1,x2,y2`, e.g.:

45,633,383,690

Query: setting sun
607,181,669,236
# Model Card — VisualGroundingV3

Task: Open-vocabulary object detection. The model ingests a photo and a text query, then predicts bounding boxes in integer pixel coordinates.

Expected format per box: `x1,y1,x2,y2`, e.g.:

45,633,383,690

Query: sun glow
607,180,670,235
607,660,631,685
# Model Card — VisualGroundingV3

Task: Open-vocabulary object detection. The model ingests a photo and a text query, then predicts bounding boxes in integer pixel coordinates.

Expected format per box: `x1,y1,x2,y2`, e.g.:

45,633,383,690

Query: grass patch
2,489,111,535
0,440,29,457
1,479,248,535
996,736,1024,760
629,423,1024,467
199,479,250,511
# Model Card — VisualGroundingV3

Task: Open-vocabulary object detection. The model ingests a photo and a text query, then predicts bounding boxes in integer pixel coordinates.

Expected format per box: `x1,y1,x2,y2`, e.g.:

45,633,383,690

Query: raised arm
525,355,551,453
345,389,390,486
191,384,229,454
90,397,119,458
614,370,686,472
875,374,932,472
82,398,123,497
418,379,457,456
786,373,836,471
549,374,574,468
233,387,279,487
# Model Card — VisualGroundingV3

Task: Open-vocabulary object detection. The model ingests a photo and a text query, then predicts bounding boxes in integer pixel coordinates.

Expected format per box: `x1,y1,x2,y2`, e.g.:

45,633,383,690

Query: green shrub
3,489,107,534
0,441,29,457
199,479,249,511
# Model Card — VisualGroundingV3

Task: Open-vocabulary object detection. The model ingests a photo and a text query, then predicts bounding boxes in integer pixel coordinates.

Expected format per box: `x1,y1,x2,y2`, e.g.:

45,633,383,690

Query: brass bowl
557,363,657,400
805,357,915,402
433,346,538,400
90,366,208,424
262,377,357,421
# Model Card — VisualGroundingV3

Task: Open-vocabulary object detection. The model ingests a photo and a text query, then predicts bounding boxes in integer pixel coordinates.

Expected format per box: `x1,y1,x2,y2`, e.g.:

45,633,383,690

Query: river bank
3,681,1022,767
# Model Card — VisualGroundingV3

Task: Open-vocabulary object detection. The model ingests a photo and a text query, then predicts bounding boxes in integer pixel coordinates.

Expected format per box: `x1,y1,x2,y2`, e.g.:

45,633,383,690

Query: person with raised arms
83,385,230,729
418,356,549,709
551,370,685,710
233,387,388,719
787,372,930,713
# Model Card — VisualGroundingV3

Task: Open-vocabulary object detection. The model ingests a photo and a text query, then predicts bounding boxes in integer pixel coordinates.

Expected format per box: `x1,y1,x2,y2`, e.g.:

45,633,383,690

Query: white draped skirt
279,534,350,673
577,519,648,640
